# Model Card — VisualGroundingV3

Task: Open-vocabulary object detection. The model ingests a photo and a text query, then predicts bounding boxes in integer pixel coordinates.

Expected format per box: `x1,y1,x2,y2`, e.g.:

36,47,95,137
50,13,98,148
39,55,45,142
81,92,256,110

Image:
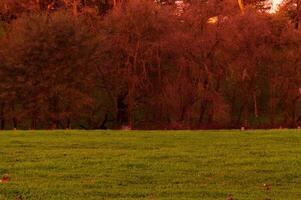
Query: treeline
0,0,301,130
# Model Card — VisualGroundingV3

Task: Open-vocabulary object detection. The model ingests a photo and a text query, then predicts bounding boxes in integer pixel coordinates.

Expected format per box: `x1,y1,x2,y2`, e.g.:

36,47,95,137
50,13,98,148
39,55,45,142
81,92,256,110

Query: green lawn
0,130,300,200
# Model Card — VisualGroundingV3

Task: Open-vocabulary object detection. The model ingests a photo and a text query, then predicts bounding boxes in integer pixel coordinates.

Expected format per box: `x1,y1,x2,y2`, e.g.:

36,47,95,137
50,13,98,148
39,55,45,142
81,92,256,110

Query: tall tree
1,11,100,129
100,0,174,128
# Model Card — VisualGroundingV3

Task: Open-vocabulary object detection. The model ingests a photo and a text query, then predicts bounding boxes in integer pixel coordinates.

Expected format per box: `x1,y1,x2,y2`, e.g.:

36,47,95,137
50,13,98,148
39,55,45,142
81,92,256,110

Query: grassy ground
0,130,300,200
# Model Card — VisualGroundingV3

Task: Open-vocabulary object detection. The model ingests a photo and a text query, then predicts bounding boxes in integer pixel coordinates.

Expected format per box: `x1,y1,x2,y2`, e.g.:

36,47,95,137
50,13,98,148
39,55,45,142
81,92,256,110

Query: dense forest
0,0,301,130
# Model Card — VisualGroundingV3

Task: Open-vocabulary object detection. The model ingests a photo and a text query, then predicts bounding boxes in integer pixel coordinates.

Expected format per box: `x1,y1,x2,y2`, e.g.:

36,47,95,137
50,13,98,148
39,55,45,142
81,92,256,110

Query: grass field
0,130,301,200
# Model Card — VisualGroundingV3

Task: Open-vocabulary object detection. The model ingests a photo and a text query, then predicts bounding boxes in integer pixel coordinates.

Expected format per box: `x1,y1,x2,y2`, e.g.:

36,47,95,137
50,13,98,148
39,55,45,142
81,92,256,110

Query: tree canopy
0,0,300,130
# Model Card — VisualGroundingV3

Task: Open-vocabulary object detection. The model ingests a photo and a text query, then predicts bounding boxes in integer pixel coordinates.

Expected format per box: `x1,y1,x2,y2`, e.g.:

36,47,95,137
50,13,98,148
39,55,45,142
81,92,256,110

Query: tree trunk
253,90,258,118
117,93,128,126
11,103,17,130
99,114,108,129
199,101,207,124
67,118,71,129
31,118,37,130
127,86,134,129
72,0,80,16
0,102,5,130
291,99,298,127
237,104,244,125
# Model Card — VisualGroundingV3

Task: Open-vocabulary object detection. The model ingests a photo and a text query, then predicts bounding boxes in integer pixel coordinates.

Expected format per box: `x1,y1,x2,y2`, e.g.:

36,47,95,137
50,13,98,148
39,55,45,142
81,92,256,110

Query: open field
0,130,301,200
